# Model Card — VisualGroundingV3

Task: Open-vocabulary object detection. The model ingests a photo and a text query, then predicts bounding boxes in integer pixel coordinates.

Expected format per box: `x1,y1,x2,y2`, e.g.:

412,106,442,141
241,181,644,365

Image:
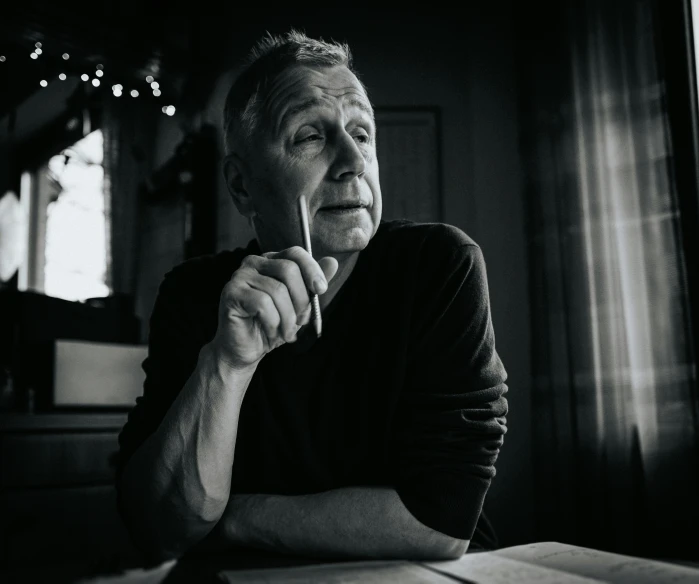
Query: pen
298,194,322,338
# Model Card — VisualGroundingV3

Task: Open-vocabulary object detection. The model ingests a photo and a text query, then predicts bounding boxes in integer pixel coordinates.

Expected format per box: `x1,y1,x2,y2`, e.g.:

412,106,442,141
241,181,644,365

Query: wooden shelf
0,412,129,432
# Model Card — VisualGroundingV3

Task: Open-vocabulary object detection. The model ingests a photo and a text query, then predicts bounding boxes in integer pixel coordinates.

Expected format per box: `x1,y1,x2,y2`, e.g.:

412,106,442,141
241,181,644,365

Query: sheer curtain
519,0,699,559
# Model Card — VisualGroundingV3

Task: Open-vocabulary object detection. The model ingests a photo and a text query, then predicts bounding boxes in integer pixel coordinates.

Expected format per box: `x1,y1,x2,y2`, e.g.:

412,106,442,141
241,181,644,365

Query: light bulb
165,105,176,116
92,78,100,87
153,89,161,97
146,75,154,83
131,89,139,97
35,48,43,55
62,53,70,60
0,56,5,62
30,53,38,59
150,81,159,89
97,64,103,70
81,74,89,81
96,70,103,77
59,73,66,80
40,80,48,87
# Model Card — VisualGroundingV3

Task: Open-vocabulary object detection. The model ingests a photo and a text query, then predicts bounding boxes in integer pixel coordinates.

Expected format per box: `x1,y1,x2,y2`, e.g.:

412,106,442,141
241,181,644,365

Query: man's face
240,64,382,258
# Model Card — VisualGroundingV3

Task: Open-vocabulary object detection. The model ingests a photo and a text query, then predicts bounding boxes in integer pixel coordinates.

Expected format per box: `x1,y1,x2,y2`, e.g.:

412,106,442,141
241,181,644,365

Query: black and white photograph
1,1,698,582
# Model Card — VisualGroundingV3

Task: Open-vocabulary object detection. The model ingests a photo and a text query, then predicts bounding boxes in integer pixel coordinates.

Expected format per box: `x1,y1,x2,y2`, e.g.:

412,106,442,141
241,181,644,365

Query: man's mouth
320,202,367,212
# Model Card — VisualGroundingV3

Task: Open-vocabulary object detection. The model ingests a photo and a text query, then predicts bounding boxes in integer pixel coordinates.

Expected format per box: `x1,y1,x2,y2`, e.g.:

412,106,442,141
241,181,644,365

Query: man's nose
331,131,366,181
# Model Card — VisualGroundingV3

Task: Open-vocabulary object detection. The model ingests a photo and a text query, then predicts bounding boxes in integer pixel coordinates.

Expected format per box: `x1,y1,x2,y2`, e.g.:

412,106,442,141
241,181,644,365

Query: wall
139,11,534,546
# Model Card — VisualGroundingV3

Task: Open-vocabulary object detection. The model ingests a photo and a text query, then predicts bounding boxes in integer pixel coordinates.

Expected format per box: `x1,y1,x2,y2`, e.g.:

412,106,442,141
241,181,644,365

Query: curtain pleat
520,0,699,559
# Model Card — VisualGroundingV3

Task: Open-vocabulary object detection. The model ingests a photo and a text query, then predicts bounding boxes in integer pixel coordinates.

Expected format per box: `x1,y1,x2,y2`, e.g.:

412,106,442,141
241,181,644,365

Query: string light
11,42,172,111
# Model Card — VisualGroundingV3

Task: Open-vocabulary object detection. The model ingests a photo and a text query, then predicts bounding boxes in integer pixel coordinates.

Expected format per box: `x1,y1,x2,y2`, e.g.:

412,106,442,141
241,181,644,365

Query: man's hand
211,247,338,371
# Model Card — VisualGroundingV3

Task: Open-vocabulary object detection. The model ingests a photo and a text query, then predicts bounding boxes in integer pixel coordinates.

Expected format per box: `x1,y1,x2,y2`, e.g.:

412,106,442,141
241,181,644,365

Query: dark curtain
518,0,699,560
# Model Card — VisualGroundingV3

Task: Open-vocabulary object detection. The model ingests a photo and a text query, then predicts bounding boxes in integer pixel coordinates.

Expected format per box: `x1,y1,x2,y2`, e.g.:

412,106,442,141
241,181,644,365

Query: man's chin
315,226,373,257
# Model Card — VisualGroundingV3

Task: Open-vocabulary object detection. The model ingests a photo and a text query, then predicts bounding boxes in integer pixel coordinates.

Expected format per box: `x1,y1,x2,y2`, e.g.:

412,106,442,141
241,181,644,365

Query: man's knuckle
268,278,286,295
277,259,299,278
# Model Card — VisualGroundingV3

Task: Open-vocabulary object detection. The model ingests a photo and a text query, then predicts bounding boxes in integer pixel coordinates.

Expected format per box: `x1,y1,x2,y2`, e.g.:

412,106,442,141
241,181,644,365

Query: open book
216,542,699,583
424,541,699,584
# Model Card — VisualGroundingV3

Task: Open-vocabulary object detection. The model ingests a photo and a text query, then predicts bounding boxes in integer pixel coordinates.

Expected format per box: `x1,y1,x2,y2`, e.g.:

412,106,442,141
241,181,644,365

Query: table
6,541,696,584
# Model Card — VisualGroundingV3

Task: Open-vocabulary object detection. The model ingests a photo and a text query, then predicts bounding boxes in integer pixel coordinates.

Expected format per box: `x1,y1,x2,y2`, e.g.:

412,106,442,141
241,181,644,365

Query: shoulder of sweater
158,247,249,302
376,219,483,262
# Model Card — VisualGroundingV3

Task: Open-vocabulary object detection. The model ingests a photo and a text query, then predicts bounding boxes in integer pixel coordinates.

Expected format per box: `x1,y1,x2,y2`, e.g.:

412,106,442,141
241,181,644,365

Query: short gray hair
223,29,365,155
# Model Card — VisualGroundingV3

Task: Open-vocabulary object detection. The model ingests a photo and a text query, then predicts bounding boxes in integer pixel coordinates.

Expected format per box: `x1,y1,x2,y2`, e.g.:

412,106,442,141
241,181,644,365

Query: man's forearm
212,486,469,561
119,342,255,561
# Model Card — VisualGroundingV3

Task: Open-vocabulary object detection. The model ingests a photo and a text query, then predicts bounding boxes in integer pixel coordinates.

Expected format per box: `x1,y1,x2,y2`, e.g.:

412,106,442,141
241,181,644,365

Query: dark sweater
117,219,508,548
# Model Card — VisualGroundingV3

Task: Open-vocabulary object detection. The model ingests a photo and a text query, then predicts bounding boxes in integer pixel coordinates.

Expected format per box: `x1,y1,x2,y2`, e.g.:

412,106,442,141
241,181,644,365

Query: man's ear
223,153,256,218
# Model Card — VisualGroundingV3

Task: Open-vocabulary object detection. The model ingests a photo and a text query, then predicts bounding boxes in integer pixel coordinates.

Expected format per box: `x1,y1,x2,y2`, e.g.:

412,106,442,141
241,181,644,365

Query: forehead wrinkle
277,90,373,134
261,67,370,134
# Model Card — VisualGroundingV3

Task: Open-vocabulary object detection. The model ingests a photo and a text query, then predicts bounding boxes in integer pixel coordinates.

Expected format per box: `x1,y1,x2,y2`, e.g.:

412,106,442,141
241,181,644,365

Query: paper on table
425,542,699,584
217,560,458,583
424,552,603,584
75,559,176,584
495,542,699,584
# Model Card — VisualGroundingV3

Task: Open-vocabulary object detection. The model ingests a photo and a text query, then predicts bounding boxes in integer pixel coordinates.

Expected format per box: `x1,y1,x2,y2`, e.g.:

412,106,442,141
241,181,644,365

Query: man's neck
319,251,359,311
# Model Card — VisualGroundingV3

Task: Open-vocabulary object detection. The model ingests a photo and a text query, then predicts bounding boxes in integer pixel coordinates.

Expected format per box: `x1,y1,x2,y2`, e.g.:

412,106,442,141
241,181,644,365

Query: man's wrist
198,341,258,389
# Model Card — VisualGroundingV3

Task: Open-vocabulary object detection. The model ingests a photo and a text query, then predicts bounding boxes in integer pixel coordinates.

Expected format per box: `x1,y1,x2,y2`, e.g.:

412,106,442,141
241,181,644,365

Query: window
18,129,110,302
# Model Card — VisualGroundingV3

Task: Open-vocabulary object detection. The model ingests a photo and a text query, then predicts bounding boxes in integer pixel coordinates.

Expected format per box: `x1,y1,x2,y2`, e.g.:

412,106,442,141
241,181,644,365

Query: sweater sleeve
390,235,508,541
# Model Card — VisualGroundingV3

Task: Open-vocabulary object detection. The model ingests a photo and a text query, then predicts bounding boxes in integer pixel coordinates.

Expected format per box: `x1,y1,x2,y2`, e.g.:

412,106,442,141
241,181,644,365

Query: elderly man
117,30,508,564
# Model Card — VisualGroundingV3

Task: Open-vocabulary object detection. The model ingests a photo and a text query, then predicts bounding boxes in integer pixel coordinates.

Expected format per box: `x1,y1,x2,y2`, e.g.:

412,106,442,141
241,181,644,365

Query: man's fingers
263,247,329,295
317,256,339,284
296,302,313,326
235,285,282,345
252,257,310,315
246,273,299,342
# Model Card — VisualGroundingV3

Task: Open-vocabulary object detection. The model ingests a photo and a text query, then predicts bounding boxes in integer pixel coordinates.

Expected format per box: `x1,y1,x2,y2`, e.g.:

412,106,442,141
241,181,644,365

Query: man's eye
298,134,322,143
353,131,371,144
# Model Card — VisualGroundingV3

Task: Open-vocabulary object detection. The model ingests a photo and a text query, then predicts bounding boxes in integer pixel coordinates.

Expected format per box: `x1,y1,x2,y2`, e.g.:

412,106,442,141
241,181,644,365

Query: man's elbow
117,480,226,564
428,537,470,560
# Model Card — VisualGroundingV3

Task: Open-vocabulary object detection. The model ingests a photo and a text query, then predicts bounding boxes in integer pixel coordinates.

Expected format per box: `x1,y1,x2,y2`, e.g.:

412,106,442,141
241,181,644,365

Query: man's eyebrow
279,97,327,130
346,96,375,121
278,95,375,132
